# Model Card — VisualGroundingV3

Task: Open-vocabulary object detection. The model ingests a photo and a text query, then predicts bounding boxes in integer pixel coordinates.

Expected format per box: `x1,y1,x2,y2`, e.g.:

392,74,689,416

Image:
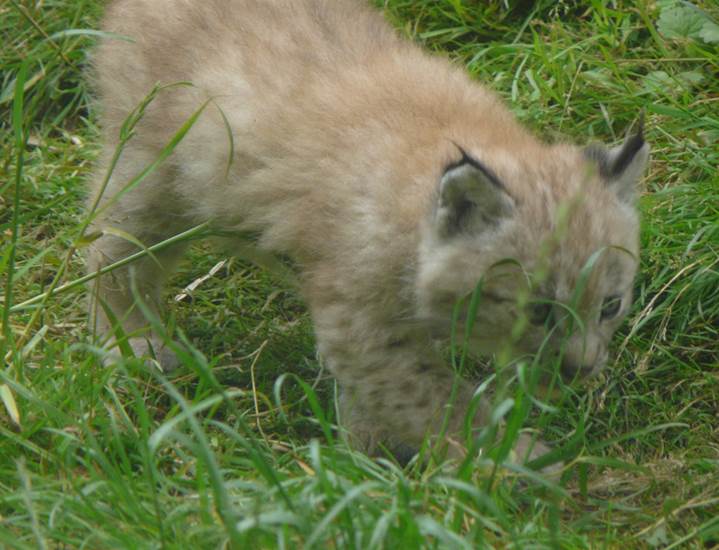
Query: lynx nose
560,361,597,380
560,333,607,380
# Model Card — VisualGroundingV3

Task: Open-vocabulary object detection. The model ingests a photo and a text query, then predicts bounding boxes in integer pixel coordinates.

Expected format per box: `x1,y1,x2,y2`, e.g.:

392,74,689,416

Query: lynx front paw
102,336,182,372
338,391,418,464
130,337,182,372
344,427,418,466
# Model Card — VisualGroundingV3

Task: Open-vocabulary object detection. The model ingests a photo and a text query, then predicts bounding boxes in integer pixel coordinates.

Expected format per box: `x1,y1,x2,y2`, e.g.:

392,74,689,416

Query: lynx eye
600,295,622,321
529,302,553,326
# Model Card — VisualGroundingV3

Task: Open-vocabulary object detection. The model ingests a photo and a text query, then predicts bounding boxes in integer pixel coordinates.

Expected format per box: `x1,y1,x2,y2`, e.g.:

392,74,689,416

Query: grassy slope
1,0,718,547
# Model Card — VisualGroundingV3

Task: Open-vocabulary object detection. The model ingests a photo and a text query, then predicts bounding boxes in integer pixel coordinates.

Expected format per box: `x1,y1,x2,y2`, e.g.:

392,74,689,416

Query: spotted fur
87,0,649,467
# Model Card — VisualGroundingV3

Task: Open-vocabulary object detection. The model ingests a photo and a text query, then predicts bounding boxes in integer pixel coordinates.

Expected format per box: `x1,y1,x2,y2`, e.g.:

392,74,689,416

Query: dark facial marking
402,380,417,395
600,295,622,321
416,362,434,375
388,337,409,348
482,291,512,303
415,395,431,409
529,301,554,326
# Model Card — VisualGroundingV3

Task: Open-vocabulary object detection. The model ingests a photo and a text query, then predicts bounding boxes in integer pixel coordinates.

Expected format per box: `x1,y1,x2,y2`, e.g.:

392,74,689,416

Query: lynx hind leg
87,155,189,371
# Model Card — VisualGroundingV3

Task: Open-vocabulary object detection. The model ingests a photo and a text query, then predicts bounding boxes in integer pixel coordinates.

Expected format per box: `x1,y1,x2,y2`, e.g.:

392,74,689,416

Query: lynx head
416,126,649,382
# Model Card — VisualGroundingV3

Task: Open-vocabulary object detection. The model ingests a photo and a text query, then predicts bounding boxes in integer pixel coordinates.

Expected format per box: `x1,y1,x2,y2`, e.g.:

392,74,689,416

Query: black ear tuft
599,114,645,179
584,115,650,204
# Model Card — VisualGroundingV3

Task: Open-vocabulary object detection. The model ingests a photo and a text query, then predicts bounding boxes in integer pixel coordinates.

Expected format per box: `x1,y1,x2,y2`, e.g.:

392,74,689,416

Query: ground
1,0,717,548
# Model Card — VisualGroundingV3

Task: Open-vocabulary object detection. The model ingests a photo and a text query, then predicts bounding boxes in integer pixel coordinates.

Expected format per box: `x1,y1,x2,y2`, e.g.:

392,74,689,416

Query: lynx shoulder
88,0,649,466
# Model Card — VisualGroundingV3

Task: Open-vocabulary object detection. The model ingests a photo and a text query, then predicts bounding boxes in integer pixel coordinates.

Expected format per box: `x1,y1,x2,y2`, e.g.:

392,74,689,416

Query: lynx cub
88,0,649,466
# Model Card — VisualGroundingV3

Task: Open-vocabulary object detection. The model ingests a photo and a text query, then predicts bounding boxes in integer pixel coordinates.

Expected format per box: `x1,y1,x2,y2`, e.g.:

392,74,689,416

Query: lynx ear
436,152,515,237
585,118,650,204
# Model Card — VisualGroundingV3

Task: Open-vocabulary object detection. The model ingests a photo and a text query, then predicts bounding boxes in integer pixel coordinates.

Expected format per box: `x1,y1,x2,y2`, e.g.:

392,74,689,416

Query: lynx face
416,131,648,381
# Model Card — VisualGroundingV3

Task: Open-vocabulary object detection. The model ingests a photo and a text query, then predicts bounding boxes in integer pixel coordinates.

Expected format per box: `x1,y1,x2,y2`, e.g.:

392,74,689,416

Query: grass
1,0,718,547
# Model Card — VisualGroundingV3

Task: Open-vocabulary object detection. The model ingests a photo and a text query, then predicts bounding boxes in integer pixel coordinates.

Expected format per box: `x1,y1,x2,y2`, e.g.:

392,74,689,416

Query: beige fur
87,0,649,467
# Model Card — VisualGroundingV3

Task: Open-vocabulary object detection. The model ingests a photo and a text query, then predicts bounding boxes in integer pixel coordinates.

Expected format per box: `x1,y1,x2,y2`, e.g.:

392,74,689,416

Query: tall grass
1,0,717,547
